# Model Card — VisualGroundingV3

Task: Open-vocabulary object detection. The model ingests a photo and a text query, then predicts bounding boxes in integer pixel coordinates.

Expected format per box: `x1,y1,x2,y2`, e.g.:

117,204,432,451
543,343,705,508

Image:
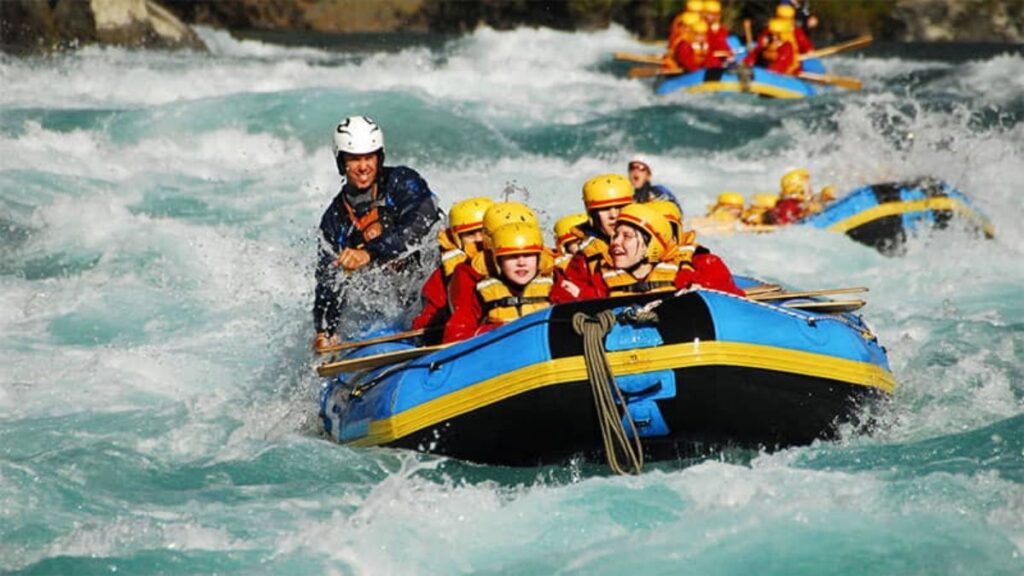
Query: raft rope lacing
572,309,648,475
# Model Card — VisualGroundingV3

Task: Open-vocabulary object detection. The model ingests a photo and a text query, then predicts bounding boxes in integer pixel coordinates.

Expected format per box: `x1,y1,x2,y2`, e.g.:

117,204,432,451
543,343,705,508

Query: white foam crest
956,52,1024,104
195,25,334,60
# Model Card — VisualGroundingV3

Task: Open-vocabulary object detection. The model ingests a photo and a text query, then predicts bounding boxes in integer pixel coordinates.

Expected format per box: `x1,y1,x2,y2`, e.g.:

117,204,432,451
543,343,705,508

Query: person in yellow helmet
553,212,589,269
744,17,801,75
443,222,553,342
552,174,634,301
768,168,814,224
707,191,746,222
701,0,732,56
774,3,815,53
804,184,838,216
742,192,780,225
673,18,733,72
410,197,494,334
584,203,743,298
667,11,703,56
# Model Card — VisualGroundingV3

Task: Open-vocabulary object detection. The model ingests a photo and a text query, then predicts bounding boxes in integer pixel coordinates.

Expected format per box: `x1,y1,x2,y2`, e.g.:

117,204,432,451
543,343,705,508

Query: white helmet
333,115,384,157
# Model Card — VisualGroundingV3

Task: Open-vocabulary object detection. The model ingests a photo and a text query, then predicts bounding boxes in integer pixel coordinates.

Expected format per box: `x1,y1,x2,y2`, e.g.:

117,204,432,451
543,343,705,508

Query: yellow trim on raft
348,340,895,447
685,81,805,99
828,196,996,237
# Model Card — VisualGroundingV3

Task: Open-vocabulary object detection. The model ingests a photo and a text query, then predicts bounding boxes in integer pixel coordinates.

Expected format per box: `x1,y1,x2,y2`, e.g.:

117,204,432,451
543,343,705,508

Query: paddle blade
798,72,863,91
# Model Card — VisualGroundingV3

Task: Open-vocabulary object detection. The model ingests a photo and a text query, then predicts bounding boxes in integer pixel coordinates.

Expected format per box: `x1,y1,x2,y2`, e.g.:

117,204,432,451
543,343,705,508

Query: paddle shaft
799,35,872,61
317,343,452,377
317,327,431,354
750,286,868,301
797,71,863,90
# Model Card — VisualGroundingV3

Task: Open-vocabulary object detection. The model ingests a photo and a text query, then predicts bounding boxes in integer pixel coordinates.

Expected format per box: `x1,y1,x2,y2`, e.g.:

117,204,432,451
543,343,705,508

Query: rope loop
572,310,644,475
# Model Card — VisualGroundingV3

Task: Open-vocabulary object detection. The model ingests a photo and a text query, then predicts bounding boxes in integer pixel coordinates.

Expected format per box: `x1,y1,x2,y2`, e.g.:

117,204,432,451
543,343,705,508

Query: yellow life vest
554,253,573,270
476,275,553,324
440,248,469,278
662,241,697,268
602,263,680,297
577,235,612,273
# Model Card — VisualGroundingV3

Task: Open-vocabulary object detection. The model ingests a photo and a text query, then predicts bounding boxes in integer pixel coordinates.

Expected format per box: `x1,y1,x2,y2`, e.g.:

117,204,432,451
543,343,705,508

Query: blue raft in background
801,177,996,254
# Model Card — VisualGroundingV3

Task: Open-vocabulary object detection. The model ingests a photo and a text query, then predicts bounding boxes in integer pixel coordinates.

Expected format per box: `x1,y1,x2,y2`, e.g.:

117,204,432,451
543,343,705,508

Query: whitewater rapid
1,25,1022,574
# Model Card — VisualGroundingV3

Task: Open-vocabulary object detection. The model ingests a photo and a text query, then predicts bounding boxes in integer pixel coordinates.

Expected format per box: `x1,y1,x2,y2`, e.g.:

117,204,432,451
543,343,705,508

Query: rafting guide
313,115,441,352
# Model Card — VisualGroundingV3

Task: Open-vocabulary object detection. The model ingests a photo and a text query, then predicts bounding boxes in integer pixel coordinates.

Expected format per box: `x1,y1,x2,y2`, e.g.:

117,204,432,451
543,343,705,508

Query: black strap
615,280,675,294
482,295,549,312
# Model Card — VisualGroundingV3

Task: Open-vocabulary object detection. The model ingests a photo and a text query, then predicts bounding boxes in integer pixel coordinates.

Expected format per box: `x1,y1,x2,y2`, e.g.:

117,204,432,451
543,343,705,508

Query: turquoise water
1,26,1023,574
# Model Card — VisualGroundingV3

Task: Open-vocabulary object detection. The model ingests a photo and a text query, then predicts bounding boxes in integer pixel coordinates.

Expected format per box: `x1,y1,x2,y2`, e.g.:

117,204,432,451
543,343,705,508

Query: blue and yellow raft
801,178,995,254
656,58,829,98
319,280,894,466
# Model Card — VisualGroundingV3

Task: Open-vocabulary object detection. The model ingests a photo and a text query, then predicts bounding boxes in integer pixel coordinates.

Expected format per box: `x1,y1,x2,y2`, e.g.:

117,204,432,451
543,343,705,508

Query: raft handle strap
572,310,644,476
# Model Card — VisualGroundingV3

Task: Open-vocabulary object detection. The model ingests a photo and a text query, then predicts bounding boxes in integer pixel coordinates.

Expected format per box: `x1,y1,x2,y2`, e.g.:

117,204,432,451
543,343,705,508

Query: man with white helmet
313,115,441,351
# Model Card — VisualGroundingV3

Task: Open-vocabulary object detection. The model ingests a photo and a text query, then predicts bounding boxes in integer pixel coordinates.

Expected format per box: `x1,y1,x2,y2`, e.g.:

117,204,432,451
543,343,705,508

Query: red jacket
410,268,448,330
768,198,806,225
744,36,800,75
441,261,488,343
674,33,733,72
568,248,743,301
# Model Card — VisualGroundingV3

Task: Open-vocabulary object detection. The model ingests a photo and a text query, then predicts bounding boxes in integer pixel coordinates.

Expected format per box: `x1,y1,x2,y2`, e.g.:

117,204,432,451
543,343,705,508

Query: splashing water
1,25,1022,574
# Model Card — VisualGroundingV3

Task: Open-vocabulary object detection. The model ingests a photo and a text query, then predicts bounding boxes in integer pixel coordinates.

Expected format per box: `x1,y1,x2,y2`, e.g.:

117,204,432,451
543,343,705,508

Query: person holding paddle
313,115,442,352
744,18,801,76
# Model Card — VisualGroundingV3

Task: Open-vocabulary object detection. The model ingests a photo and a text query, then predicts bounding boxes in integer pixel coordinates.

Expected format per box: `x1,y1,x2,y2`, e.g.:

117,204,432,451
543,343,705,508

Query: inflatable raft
656,58,829,99
691,179,994,255
318,282,894,467
800,178,995,254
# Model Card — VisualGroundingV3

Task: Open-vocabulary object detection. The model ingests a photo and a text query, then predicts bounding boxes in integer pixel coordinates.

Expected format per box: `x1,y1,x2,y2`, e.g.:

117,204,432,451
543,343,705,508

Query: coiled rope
572,309,645,475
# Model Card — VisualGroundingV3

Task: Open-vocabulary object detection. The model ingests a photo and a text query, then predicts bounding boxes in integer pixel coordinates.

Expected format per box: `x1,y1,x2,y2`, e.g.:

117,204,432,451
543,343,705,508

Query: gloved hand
336,248,371,271
313,332,339,352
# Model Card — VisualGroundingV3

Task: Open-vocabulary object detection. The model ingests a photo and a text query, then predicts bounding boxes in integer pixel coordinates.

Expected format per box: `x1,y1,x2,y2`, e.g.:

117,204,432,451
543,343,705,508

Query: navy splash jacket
314,166,441,335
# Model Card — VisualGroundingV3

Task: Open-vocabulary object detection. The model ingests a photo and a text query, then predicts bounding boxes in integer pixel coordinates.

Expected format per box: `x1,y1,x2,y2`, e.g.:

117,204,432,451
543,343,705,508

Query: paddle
796,71,863,90
316,327,433,355
317,343,452,377
615,51,666,65
742,283,783,297
783,299,866,313
743,18,753,51
750,286,868,301
628,66,683,78
799,34,872,61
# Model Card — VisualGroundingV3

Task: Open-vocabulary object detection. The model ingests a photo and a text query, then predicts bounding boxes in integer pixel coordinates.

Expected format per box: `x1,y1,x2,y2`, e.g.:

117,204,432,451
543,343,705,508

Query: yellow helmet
616,203,674,263
582,174,634,211
482,201,538,237
775,4,797,19
681,11,701,27
752,192,779,209
703,0,722,14
647,200,683,241
686,0,704,13
553,213,588,251
448,197,494,244
769,18,793,34
780,169,811,199
692,20,709,34
819,185,837,202
717,191,746,207
490,222,545,268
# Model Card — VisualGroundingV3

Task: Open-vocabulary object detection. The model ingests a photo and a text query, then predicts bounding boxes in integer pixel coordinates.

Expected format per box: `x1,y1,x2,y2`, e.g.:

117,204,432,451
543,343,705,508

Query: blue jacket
314,165,441,334
634,183,680,208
